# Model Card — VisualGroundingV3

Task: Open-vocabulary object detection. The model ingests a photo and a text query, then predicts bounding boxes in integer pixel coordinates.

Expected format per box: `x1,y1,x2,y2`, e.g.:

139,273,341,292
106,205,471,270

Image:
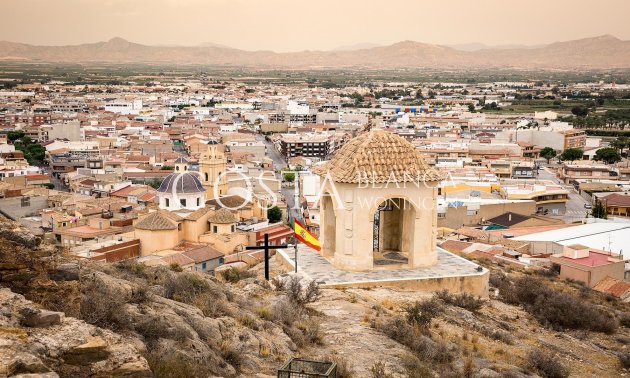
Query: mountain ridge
0,35,628,69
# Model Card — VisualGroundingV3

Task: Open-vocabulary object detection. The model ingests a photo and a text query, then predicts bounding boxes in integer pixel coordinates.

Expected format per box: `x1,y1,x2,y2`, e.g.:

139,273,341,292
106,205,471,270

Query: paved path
282,245,485,285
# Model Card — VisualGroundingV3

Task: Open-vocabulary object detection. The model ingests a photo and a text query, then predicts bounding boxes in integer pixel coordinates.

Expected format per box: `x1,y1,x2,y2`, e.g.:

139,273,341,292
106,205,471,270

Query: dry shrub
527,350,570,378
115,259,149,279
295,318,322,345
130,282,151,304
326,354,354,378
135,318,190,348
254,305,274,321
163,272,216,303
284,275,321,306
272,298,303,326
169,263,183,272
80,279,126,330
474,325,514,344
620,313,630,328
369,361,393,378
219,340,244,371
496,276,618,333
376,316,454,365
237,313,259,330
220,267,255,283
404,297,443,328
144,350,205,378
618,351,630,369
401,353,433,378
434,290,485,313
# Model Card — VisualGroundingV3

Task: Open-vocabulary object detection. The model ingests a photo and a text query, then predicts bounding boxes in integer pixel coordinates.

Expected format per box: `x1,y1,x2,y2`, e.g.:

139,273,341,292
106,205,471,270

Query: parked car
584,203,593,209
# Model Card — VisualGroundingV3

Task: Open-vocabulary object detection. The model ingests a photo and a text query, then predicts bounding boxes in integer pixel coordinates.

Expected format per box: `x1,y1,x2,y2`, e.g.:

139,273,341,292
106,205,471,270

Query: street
537,166,589,222
257,134,303,223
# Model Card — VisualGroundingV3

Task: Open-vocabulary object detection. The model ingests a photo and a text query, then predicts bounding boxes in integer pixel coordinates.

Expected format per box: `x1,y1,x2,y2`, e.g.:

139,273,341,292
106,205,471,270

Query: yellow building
198,142,227,197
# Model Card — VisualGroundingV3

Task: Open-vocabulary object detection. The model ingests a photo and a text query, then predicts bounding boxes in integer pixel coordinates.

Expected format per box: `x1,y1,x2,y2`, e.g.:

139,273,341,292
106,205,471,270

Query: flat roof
514,222,630,258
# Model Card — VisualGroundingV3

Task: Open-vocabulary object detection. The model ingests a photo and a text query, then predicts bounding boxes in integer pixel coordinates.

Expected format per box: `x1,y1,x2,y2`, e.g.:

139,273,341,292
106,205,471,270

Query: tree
13,136,46,165
591,199,608,219
611,137,629,156
540,147,557,163
571,106,590,117
560,148,583,161
282,172,295,183
593,147,622,164
7,130,25,142
161,166,174,171
267,206,282,223
148,179,163,189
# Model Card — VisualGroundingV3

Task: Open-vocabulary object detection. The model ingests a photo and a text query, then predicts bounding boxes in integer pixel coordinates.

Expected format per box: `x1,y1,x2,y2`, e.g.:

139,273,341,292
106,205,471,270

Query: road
537,166,590,222
257,134,303,223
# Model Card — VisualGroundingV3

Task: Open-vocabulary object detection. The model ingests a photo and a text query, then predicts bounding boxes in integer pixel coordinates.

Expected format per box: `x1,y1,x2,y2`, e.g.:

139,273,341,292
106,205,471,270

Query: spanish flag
294,219,321,251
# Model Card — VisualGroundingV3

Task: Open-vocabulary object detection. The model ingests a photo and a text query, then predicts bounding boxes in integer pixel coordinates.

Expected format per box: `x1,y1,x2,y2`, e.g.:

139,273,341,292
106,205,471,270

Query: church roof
313,130,442,184
135,211,179,231
174,156,189,164
157,172,205,194
208,208,237,224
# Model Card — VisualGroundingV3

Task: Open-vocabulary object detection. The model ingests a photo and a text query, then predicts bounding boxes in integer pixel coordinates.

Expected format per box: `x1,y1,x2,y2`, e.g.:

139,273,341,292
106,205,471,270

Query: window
204,172,208,182
180,198,186,207
196,197,200,206
231,225,235,232
21,197,30,207
201,262,207,270
165,198,170,207
213,225,218,233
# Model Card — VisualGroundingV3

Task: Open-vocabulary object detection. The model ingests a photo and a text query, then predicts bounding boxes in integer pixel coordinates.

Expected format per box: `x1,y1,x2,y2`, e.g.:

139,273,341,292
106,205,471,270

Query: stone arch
320,191,338,259
371,196,418,267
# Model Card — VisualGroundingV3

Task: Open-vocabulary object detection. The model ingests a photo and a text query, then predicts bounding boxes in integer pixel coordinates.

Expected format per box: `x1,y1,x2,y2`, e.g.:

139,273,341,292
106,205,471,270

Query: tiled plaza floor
280,245,486,285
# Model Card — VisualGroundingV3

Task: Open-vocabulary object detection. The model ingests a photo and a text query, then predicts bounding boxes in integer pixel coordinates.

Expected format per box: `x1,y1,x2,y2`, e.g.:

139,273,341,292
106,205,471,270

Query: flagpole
294,240,298,273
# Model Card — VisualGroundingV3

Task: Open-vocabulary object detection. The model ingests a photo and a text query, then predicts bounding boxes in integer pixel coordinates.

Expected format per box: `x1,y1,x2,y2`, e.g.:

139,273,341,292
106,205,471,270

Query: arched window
204,172,208,182
176,166,180,171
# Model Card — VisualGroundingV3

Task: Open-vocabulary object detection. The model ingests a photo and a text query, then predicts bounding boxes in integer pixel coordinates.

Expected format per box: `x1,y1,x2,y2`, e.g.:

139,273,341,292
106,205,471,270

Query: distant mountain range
0,35,628,69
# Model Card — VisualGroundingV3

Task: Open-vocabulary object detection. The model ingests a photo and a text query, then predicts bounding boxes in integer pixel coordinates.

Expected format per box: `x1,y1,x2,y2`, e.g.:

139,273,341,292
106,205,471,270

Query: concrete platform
276,245,489,297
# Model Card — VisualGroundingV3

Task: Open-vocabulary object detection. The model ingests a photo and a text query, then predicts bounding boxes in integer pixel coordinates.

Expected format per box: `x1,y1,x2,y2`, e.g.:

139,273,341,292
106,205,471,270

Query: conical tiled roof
313,130,443,183
208,208,237,224
135,211,179,231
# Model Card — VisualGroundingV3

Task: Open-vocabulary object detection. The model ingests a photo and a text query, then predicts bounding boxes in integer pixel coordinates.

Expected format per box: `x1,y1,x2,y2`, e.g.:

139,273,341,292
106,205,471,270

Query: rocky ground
1,214,630,377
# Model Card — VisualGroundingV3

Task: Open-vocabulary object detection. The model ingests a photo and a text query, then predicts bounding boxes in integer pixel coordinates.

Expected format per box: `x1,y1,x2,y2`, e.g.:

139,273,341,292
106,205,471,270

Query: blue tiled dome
157,172,205,193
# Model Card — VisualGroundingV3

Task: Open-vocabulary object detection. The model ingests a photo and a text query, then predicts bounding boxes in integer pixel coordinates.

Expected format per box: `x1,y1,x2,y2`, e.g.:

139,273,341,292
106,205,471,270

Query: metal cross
246,233,288,280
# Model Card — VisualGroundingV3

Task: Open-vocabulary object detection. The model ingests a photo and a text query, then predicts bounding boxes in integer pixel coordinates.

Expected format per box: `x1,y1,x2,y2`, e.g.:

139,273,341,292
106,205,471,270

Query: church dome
157,172,205,194
208,207,237,224
314,130,442,184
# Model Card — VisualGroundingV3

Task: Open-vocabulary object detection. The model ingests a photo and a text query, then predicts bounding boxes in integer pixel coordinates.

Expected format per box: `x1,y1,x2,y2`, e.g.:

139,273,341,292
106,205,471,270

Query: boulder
20,308,64,328
48,263,80,281
63,336,111,365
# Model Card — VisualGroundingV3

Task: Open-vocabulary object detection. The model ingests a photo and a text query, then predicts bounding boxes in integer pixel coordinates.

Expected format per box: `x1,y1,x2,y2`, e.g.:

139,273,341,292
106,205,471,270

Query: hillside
0,35,629,69
1,215,630,377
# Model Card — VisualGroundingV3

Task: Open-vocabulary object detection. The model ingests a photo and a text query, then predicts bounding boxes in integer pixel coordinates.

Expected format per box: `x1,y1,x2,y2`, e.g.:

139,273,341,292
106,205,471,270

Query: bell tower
199,142,227,197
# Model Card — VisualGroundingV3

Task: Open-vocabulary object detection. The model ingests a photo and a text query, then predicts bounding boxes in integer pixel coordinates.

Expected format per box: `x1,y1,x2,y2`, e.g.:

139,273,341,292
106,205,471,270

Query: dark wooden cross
246,233,288,280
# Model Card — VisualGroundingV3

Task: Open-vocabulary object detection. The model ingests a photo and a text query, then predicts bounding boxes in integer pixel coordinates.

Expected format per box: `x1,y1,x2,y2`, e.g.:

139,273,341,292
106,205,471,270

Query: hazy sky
2,0,629,52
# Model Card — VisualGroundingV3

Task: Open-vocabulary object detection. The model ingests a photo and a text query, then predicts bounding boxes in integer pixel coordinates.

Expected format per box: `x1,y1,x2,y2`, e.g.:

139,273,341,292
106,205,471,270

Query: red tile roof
555,251,617,267
440,240,473,253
